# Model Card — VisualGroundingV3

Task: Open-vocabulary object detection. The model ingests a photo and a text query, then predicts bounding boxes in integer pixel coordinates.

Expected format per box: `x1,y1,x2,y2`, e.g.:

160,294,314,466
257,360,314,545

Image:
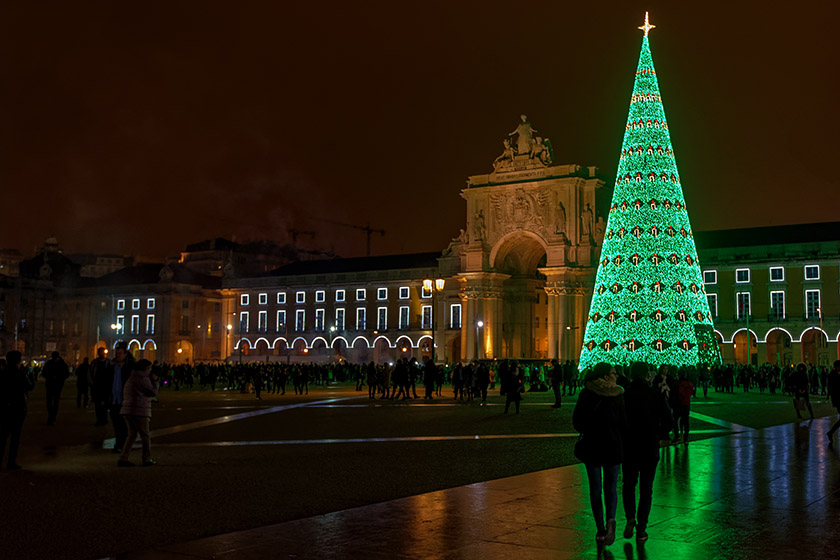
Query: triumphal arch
440,116,605,361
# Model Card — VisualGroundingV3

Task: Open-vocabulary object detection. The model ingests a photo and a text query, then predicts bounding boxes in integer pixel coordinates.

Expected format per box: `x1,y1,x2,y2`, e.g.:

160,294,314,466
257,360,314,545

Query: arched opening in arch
176,340,194,364
732,330,757,366
800,328,829,366
765,329,792,366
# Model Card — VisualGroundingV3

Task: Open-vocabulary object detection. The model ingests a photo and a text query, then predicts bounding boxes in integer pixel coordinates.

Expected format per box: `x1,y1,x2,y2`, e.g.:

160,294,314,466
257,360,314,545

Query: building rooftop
695,221,840,251
96,263,222,289
268,252,441,277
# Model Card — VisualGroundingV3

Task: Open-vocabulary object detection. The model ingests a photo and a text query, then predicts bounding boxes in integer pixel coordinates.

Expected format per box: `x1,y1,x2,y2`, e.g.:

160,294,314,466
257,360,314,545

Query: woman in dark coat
573,362,627,546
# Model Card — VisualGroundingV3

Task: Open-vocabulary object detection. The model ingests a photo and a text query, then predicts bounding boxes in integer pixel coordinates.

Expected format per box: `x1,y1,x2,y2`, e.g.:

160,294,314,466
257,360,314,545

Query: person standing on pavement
40,351,70,426
90,347,111,426
826,360,840,447
75,357,91,408
550,359,563,408
572,362,627,547
108,343,135,453
674,370,694,444
0,352,36,470
422,357,437,400
791,363,815,420
117,359,159,467
622,362,672,542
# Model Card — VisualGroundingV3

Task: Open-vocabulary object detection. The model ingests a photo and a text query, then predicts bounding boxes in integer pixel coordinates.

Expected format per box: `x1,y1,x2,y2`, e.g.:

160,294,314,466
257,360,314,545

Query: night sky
2,2,838,260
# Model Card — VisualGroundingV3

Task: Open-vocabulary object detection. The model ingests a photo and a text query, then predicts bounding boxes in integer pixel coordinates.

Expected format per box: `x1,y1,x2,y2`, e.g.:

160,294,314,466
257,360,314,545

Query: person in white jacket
117,359,159,467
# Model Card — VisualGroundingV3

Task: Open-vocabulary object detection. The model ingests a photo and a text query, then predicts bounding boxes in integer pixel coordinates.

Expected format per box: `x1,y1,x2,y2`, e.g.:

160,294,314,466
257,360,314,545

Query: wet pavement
122,416,840,559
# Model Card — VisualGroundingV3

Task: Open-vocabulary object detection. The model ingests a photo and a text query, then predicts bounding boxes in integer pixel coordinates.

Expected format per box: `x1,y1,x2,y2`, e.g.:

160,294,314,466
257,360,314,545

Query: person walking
0,352,37,470
791,363,815,420
826,360,840,447
40,351,70,425
572,362,627,546
117,360,159,467
622,362,672,542
75,357,91,408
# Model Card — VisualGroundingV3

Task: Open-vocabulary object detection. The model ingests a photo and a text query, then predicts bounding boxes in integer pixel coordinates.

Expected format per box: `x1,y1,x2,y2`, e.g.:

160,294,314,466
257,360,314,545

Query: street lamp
476,320,484,360
423,277,445,364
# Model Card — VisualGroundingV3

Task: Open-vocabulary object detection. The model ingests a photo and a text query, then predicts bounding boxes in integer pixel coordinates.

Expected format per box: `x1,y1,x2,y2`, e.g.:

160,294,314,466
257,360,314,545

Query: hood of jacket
585,375,624,397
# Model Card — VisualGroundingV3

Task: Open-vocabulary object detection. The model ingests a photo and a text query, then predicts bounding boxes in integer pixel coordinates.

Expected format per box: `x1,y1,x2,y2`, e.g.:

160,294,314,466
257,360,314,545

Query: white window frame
276,310,286,331
241,294,249,306
736,292,751,319
769,267,785,282
130,315,139,334
421,285,432,299
295,309,306,332
770,290,785,320
315,290,325,303
277,292,286,304
421,305,432,329
377,288,388,300
258,310,267,332
805,289,821,319
147,298,155,309
315,308,325,331
356,288,366,301
735,268,750,284
146,315,155,335
399,306,410,330
335,289,345,302
336,308,345,330
296,291,306,304
239,311,249,333
132,299,140,310
706,294,718,318
117,299,125,311
804,264,820,280
399,286,410,300
450,303,462,329
116,315,125,334
377,307,387,330
258,293,268,305
703,270,717,285
356,308,366,330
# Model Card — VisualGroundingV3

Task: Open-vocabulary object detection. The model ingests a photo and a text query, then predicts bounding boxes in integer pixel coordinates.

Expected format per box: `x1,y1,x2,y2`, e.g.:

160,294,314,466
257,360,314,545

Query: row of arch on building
714,327,838,345
234,334,434,352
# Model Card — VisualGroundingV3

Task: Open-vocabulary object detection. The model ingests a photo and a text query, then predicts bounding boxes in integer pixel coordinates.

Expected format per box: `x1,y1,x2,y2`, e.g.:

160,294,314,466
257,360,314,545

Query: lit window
276,310,286,331
258,311,267,332
336,289,345,302
336,308,345,330
399,306,410,330
399,287,410,299
377,307,387,330
806,290,821,318
315,309,325,331
130,315,139,334
450,304,462,329
117,299,125,311
315,290,325,303
769,267,784,282
356,308,366,330
804,265,820,280
356,288,366,301
770,291,785,320
706,294,718,319
116,315,125,334
147,298,155,309
296,309,305,332
735,269,750,284
241,294,249,306
277,292,286,304
377,288,388,300
421,285,432,298
736,292,750,319
703,270,717,285
296,291,306,304
258,293,267,305
146,315,155,334
132,299,140,310
421,305,432,329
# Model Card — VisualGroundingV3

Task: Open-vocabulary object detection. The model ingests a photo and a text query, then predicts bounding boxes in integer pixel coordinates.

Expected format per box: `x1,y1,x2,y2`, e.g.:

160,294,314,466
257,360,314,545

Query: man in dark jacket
550,359,563,408
41,351,70,425
106,343,135,453
0,351,37,470
622,361,673,542
827,360,840,447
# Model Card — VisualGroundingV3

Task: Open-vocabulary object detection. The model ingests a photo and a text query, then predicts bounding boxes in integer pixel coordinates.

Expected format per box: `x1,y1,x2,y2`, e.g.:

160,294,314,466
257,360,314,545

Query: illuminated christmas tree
579,13,720,370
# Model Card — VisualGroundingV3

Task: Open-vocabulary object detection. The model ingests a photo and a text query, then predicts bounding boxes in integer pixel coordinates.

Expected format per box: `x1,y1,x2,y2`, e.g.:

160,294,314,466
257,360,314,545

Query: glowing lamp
422,278,432,292
435,278,445,291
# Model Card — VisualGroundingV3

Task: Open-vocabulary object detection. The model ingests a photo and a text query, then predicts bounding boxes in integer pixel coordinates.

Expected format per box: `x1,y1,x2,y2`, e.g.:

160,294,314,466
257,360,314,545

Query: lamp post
476,320,484,361
423,277,445,364
110,323,119,351
330,325,336,364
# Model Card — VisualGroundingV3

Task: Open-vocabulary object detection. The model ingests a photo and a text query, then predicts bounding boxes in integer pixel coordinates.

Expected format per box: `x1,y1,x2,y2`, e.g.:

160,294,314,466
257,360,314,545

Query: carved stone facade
445,118,606,361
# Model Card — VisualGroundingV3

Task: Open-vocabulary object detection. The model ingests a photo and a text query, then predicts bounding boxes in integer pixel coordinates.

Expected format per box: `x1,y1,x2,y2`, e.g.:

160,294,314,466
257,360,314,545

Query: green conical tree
579,14,720,371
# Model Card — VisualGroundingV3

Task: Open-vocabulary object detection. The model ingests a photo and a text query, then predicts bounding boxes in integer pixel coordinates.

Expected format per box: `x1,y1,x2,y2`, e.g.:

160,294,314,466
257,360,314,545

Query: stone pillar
464,295,476,361
545,288,558,360
558,292,569,359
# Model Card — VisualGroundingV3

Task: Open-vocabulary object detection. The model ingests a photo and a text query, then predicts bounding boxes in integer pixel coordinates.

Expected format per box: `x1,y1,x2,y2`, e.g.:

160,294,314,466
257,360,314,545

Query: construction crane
287,228,315,246
312,218,385,256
